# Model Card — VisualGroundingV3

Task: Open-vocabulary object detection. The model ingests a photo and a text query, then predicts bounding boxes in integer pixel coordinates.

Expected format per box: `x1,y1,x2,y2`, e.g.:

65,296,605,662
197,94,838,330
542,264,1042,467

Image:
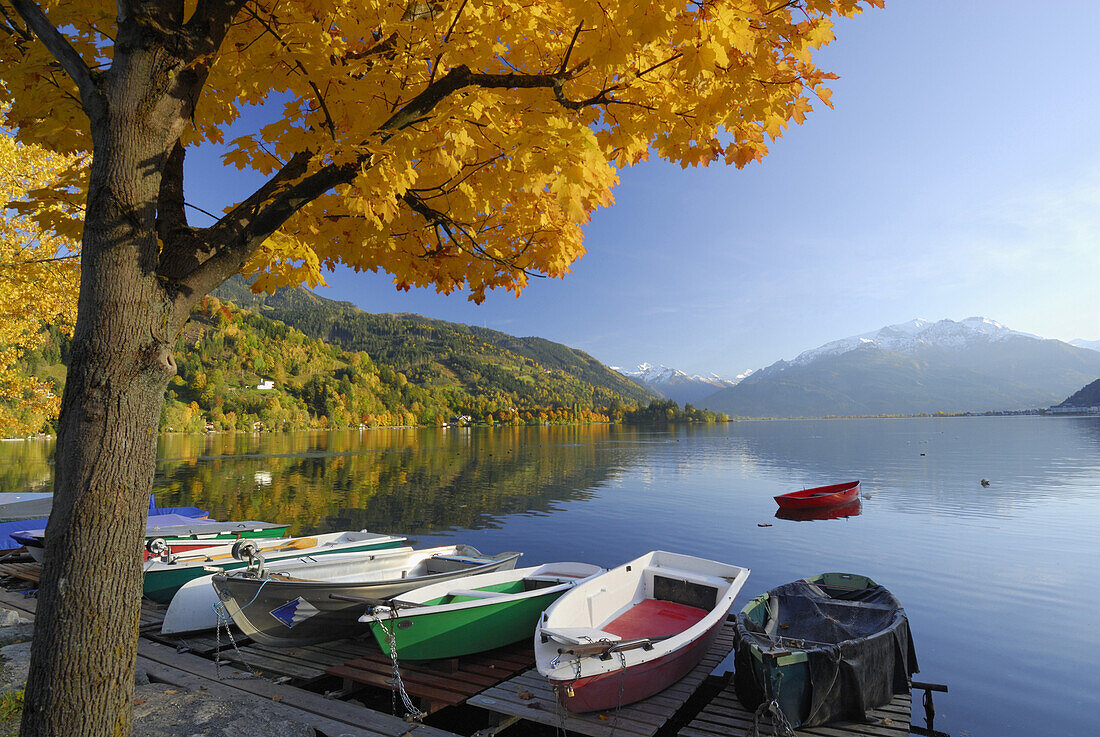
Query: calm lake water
3,416,1099,736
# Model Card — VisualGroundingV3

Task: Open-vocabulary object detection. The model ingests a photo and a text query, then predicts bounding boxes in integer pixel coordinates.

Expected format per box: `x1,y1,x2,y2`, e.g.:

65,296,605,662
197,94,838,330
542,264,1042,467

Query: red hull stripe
553,615,724,713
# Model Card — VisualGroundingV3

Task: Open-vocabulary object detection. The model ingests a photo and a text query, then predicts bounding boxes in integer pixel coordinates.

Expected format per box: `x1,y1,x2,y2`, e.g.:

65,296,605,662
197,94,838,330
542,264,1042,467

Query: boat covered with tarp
733,572,918,729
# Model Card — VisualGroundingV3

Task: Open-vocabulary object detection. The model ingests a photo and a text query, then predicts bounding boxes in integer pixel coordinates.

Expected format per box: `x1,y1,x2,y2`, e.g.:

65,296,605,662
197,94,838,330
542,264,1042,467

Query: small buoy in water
757,522,772,527
981,479,990,487
920,452,926,456
862,493,872,499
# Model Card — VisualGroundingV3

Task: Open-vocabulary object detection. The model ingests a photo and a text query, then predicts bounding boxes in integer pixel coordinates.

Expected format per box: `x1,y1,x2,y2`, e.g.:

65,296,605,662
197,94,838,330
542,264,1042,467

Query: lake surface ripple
3,416,1097,736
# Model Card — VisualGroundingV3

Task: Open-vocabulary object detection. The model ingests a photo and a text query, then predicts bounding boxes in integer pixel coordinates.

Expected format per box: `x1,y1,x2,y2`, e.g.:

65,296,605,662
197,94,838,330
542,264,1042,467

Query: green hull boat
362,562,602,660
142,530,407,603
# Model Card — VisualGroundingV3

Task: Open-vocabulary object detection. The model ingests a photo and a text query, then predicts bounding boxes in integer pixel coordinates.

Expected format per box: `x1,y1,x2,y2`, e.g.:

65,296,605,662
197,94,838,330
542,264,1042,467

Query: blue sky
187,1,1100,377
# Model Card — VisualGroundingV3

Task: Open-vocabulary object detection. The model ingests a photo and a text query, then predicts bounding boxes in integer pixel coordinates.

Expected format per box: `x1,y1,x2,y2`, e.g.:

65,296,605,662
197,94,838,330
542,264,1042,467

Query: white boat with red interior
535,550,749,713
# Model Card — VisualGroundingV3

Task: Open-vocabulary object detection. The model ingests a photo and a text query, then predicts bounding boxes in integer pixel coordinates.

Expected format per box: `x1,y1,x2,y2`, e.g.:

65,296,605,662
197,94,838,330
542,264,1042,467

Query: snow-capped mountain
613,363,752,405
701,317,1100,418
1070,338,1100,352
786,317,1040,368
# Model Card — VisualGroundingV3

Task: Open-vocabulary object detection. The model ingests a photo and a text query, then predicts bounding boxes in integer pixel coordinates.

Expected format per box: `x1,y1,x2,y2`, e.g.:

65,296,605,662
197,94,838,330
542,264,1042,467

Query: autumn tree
0,130,80,435
0,0,881,734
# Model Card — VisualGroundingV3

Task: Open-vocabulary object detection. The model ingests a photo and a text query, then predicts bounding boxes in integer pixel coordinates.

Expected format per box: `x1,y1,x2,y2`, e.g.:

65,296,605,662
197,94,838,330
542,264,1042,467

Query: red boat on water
774,480,861,510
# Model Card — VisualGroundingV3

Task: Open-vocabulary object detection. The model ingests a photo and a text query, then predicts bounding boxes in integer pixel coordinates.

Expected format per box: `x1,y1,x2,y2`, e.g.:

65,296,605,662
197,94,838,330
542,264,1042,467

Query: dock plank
0,588,460,737
468,619,737,737
682,681,912,737
326,638,535,714
138,639,457,737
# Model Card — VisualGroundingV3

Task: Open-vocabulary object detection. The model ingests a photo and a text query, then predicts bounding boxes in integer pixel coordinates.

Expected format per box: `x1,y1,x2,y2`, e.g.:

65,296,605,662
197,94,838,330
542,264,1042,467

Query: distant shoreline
7,408,1093,442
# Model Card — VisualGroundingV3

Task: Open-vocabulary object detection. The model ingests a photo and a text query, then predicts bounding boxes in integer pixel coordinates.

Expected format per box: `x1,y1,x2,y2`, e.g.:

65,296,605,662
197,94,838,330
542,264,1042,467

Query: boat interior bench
649,568,722,612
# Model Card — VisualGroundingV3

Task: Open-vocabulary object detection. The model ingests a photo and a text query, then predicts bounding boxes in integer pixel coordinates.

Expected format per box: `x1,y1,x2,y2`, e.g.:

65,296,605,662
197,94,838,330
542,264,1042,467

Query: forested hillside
11,291,652,434
212,278,652,405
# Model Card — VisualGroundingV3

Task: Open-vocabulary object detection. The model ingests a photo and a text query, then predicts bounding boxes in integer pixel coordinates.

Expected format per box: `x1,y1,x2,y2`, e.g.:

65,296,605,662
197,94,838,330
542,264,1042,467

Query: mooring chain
374,605,426,721
608,648,628,737
212,601,260,680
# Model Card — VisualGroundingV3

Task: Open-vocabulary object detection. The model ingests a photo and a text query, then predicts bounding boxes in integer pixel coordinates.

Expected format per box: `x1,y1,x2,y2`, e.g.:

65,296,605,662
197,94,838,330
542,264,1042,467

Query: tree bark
19,47,181,737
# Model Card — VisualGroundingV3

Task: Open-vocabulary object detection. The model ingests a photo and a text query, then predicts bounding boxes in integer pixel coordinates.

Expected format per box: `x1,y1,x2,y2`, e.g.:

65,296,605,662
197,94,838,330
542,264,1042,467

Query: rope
746,699,798,737
373,605,426,721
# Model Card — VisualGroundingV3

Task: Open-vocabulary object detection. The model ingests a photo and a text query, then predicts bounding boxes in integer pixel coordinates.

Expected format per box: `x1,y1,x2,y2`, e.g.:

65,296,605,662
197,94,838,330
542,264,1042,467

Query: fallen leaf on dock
518,688,533,700
598,714,609,721
271,695,283,703
526,702,541,710
133,699,146,706
163,690,179,695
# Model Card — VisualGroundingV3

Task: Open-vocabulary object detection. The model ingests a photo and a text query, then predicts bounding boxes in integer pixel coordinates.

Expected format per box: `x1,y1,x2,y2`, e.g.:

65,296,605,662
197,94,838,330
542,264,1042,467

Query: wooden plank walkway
681,683,912,737
468,619,737,737
328,638,536,714
0,586,460,737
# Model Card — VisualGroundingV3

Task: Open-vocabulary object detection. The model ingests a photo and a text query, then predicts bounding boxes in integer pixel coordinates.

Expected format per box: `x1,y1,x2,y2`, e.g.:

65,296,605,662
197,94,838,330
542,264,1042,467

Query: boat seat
649,566,726,588
540,626,622,646
445,588,508,600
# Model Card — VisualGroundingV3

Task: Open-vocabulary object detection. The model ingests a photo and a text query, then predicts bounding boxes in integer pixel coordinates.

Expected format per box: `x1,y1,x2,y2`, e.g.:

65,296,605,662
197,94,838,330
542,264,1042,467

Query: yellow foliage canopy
1,0,881,303
0,131,80,435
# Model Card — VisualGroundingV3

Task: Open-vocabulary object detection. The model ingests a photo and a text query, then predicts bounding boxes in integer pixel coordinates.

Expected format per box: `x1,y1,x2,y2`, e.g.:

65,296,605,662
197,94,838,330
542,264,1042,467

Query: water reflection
149,425,645,535
774,498,862,522
724,416,1100,515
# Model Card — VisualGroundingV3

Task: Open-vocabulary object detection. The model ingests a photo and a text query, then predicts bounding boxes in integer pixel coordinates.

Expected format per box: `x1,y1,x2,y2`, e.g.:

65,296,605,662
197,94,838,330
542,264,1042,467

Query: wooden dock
0,582,458,737
468,619,737,737
682,683,912,737
1,565,926,737
329,638,535,715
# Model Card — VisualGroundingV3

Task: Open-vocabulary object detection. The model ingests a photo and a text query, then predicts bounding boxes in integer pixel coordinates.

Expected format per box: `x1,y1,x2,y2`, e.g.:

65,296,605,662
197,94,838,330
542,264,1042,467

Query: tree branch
171,54,624,311
7,0,104,117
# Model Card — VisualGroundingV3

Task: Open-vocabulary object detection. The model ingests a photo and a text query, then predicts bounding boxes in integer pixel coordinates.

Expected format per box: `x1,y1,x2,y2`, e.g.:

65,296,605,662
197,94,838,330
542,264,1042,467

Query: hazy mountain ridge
701,317,1100,417
1070,338,1100,352
611,362,751,405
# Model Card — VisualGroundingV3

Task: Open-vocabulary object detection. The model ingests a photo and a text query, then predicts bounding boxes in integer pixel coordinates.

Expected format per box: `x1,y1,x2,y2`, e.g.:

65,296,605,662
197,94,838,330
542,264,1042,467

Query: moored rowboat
17,517,290,564
211,544,522,647
774,480,860,510
535,550,749,713
733,572,918,728
145,530,408,605
360,561,603,660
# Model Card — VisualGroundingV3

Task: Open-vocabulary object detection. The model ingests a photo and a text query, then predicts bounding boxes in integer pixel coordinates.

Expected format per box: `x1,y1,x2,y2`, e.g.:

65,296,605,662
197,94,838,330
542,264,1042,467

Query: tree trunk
20,74,180,736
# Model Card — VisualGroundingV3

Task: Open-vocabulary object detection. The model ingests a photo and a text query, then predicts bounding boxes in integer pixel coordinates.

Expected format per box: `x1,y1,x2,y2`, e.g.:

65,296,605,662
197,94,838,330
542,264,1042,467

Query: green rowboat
361,561,602,660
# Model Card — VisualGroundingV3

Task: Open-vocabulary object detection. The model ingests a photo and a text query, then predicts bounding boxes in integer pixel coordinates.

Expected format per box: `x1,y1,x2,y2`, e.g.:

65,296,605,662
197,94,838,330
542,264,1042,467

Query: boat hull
144,532,407,604
536,551,749,713
212,547,522,647
364,562,602,660
733,572,918,728
774,481,860,509
550,613,725,713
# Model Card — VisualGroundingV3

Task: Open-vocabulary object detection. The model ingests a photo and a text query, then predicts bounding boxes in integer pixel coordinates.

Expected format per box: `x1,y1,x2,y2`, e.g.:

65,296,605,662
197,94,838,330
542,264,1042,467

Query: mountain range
699,317,1100,417
1070,338,1100,352
610,363,752,406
